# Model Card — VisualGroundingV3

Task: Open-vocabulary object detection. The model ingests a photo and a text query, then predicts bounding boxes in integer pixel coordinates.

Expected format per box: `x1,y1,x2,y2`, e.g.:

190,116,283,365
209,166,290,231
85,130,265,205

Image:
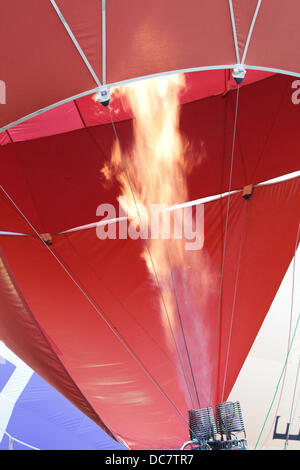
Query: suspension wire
254,312,300,449
50,234,192,415
249,81,290,183
165,245,200,409
73,100,182,369
261,222,300,447
0,184,191,431
221,202,248,402
0,427,39,450
47,241,192,430
209,86,240,405
289,359,300,424
107,106,196,410
63,233,181,368
284,359,300,449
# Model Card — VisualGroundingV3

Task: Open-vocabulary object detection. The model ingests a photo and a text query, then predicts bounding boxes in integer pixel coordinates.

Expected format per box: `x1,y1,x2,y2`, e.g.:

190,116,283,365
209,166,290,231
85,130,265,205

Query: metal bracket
273,416,300,441
96,85,111,106
232,64,246,84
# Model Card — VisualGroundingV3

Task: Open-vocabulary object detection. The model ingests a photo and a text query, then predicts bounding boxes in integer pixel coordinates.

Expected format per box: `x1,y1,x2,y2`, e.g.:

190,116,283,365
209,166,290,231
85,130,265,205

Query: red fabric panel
0,236,189,449
75,70,241,129
0,132,10,146
212,178,300,400
232,0,258,61
0,198,32,234
106,0,236,83
0,144,45,233
0,0,96,129
0,122,118,234
74,69,272,129
0,178,298,448
55,0,102,81
8,102,84,143
0,69,271,141
0,246,115,440
185,74,300,198
244,0,300,74
2,0,300,132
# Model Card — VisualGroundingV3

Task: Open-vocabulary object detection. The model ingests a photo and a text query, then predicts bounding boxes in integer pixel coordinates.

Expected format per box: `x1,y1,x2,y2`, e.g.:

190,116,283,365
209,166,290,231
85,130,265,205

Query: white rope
228,0,241,64
49,0,101,88
256,171,300,188
228,0,262,66
241,0,262,65
1,172,299,239
4,62,300,135
102,0,107,85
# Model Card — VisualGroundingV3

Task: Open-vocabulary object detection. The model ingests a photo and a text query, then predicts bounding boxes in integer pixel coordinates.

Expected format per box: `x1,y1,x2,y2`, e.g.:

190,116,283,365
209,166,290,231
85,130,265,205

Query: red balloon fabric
0,1,300,449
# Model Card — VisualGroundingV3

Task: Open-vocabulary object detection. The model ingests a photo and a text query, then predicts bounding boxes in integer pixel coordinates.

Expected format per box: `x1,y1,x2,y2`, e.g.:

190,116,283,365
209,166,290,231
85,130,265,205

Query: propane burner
188,407,216,445
215,401,245,438
181,402,247,450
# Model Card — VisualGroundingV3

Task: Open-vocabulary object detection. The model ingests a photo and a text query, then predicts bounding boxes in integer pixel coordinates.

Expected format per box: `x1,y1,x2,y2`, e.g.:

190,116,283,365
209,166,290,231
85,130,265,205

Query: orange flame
102,75,211,394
